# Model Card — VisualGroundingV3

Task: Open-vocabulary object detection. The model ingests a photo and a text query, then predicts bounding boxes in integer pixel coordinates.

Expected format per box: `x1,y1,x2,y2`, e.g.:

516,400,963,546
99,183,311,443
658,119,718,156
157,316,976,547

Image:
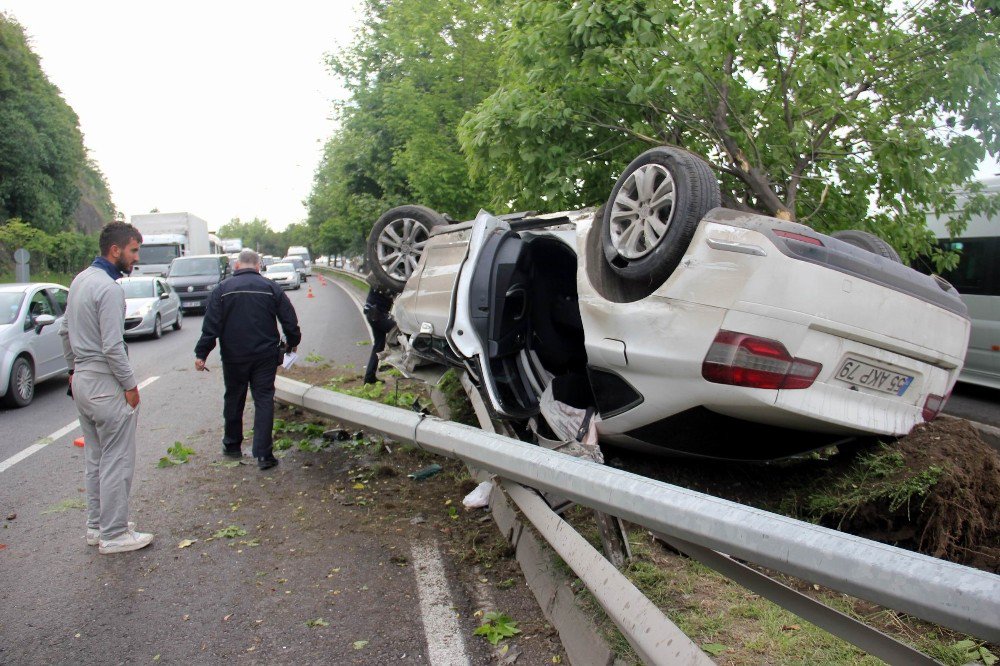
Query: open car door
449,211,542,419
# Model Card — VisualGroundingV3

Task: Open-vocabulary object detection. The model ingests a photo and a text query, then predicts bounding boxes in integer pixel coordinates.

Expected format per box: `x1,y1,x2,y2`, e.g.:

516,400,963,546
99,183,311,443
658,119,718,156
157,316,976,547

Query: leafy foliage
460,0,1000,265
0,14,115,233
304,0,504,256
212,525,247,539
473,611,521,645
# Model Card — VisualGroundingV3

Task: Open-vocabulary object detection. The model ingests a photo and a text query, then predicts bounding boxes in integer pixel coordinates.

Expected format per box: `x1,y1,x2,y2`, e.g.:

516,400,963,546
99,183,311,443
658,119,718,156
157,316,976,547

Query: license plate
182,300,203,309
836,357,913,396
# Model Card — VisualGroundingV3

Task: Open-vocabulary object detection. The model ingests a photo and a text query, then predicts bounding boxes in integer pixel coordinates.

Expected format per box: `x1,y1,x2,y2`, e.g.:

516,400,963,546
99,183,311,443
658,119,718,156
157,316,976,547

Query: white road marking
137,375,160,391
0,375,160,474
410,541,472,666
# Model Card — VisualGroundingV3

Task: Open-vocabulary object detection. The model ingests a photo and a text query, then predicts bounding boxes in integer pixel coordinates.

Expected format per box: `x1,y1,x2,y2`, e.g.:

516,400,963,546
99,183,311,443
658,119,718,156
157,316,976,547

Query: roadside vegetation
305,0,1000,271
1,14,115,277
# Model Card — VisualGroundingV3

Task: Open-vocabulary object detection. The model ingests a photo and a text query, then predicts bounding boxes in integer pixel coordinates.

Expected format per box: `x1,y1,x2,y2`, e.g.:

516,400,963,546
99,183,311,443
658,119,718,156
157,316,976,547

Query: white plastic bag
462,480,493,509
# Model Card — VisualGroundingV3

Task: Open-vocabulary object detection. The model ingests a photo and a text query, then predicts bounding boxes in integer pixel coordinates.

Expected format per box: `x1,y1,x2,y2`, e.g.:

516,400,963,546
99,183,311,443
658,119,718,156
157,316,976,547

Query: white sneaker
86,521,136,545
98,528,153,554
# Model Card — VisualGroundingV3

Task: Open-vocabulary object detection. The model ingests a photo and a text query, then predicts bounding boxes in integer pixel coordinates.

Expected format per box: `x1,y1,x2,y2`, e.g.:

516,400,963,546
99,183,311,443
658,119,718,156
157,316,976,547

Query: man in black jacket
362,284,396,385
194,249,301,470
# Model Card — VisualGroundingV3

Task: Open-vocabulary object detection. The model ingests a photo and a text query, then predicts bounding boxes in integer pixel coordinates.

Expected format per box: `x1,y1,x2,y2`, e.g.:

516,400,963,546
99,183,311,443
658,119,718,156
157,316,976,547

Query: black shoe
363,376,377,385
257,456,279,470
222,448,243,459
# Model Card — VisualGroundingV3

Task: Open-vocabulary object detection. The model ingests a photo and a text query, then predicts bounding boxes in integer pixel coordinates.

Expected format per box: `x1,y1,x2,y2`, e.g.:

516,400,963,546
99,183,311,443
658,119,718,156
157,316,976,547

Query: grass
0,270,76,286
799,445,944,526
572,526,989,665
313,266,368,293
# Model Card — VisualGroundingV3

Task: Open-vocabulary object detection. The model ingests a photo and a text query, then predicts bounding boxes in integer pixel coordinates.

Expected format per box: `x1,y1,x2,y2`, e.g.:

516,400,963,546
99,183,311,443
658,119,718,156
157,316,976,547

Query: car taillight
922,393,949,421
702,331,822,390
774,230,824,246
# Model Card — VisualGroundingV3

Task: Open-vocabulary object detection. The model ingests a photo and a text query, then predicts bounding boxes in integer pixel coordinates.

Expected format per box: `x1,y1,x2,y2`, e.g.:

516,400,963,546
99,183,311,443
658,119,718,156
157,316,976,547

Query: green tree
306,0,503,256
460,0,1000,267
0,14,115,233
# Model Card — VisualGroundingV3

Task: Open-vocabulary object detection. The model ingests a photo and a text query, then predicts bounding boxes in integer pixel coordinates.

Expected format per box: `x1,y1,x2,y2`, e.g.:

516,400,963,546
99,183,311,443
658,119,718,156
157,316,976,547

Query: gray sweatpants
73,370,139,540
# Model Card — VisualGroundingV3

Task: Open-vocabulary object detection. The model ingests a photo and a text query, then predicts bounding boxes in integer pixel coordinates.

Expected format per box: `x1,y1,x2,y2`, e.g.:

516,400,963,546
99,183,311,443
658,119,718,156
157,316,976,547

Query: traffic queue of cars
0,248,313,407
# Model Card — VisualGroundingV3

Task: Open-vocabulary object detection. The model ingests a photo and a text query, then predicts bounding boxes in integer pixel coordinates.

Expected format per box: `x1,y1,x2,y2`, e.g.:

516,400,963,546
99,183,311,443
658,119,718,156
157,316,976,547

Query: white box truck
130,212,211,276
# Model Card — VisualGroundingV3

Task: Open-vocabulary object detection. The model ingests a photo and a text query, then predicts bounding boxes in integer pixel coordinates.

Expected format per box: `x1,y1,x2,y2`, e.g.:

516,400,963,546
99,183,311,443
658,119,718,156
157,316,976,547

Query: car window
47,287,68,315
0,292,24,325
271,263,294,272
120,280,155,299
26,290,54,324
160,281,172,294
169,258,223,277
156,281,166,296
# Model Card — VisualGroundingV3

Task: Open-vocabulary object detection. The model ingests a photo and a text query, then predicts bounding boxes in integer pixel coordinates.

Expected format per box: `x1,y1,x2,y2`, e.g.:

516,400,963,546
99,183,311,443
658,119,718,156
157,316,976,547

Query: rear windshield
270,263,294,272
120,280,155,299
138,245,181,265
282,257,304,267
0,292,24,325
169,258,221,277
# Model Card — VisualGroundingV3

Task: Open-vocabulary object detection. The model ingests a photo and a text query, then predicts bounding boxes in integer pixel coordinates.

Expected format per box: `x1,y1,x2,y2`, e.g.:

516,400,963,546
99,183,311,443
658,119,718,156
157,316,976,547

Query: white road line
137,375,160,391
0,375,160,474
410,541,473,666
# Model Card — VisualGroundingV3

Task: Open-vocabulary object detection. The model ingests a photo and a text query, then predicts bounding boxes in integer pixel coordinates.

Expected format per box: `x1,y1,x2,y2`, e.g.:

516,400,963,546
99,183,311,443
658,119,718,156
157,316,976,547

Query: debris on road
408,463,442,481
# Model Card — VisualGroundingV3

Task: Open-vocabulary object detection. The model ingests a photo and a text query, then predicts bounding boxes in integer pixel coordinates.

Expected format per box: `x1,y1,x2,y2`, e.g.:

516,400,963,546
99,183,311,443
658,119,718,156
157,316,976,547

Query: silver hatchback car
119,276,183,339
0,282,69,408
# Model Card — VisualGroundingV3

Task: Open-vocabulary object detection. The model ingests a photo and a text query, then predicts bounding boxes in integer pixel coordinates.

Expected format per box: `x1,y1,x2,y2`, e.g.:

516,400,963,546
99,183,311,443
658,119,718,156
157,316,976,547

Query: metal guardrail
275,376,1000,661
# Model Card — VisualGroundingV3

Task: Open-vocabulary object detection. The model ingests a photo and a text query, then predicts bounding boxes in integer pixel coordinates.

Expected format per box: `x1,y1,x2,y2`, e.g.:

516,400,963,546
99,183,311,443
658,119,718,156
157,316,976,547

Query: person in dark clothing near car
363,284,396,385
194,249,301,470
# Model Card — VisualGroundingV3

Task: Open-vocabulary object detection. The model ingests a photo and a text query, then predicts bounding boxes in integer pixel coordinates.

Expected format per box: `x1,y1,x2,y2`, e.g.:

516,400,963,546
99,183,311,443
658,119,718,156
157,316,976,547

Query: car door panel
449,212,540,419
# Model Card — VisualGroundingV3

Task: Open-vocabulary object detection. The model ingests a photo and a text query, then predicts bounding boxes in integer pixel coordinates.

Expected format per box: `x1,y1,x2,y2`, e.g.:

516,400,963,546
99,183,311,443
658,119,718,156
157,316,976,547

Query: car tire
3,356,34,408
152,315,162,339
366,205,448,293
601,146,721,287
173,309,183,331
831,230,902,263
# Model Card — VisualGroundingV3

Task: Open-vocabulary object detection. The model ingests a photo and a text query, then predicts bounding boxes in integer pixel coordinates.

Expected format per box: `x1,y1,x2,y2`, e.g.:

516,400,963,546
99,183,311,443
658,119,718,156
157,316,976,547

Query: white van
924,176,1000,389
286,246,312,268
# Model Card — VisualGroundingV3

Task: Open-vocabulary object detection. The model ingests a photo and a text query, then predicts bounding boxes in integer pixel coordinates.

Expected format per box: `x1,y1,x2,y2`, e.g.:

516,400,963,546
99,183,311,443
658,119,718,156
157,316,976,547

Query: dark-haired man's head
99,222,143,274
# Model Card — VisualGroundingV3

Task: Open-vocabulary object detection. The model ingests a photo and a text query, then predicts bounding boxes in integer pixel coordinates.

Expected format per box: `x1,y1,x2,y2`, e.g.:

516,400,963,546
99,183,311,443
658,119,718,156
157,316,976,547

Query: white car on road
370,147,971,459
119,277,183,339
264,262,301,290
0,282,69,407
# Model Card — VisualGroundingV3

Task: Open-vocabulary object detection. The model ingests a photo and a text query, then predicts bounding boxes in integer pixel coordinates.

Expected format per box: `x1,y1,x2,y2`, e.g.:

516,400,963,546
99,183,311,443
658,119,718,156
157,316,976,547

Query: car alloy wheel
377,216,430,282
608,163,677,260
366,205,448,293
3,357,34,407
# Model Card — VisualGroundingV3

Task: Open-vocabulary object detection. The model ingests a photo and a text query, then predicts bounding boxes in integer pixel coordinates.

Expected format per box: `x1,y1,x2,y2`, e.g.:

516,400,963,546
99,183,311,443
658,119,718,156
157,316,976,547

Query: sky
1,1,365,231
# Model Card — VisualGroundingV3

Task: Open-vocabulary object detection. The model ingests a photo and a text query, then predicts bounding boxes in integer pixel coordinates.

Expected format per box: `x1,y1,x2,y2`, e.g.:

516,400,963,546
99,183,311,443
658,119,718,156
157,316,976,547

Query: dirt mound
809,418,1000,571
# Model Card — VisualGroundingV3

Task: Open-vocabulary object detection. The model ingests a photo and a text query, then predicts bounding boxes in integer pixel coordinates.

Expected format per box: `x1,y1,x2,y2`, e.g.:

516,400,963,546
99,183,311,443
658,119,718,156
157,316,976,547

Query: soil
603,417,1000,572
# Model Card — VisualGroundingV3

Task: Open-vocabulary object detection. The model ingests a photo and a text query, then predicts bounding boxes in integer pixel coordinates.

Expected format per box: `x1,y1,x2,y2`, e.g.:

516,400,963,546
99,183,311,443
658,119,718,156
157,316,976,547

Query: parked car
119,276,183,339
261,255,278,270
281,256,310,281
264,262,301,290
0,282,69,407
371,147,971,459
166,254,231,312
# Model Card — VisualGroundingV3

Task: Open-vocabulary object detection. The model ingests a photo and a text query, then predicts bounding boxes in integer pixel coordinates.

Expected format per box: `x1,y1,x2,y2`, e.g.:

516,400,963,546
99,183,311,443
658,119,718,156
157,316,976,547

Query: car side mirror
160,292,170,300
34,313,56,334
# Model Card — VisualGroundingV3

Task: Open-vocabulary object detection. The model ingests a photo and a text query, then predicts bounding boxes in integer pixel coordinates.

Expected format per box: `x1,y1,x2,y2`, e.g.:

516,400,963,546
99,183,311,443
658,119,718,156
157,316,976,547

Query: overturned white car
367,148,970,459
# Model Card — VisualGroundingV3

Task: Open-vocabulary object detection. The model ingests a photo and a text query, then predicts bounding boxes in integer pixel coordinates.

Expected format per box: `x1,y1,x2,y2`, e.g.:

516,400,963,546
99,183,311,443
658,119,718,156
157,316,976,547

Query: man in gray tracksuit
60,222,153,554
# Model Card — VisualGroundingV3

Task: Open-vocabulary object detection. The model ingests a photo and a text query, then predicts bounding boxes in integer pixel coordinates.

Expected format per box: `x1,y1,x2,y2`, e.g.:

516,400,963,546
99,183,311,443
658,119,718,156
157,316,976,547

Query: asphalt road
944,381,1000,428
0,277,518,664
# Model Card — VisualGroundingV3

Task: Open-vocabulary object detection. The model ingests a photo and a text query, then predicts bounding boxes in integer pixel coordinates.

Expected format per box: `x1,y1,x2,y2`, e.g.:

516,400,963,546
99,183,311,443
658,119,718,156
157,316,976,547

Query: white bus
924,176,1000,390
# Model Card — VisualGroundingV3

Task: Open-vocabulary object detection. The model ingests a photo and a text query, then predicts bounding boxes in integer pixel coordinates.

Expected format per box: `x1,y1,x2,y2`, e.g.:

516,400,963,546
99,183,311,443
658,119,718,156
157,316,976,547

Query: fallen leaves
306,618,329,628
352,640,368,650
701,643,727,656
177,539,197,549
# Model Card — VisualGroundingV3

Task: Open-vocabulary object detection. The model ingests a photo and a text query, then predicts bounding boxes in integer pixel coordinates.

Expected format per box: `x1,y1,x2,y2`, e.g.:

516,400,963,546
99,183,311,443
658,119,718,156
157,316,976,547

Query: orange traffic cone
307,286,314,298
73,437,85,447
